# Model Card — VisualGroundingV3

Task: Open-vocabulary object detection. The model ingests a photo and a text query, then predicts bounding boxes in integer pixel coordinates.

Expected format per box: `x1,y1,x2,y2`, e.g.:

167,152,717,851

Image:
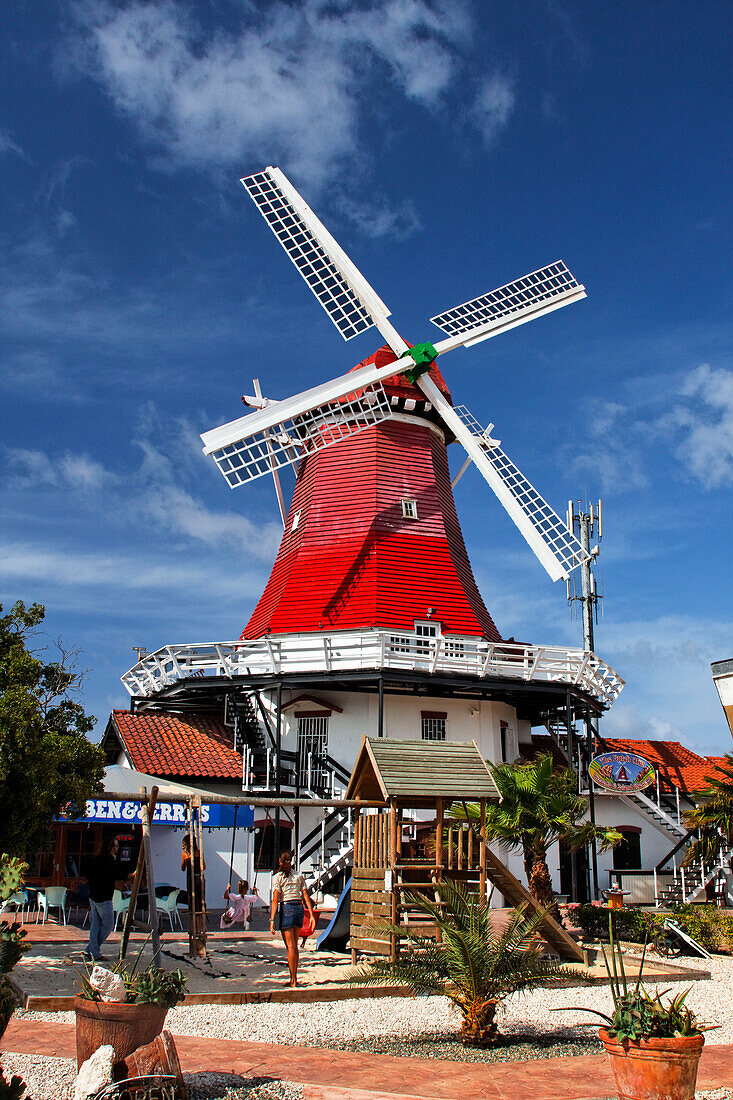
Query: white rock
74,1044,115,1100
89,966,127,1003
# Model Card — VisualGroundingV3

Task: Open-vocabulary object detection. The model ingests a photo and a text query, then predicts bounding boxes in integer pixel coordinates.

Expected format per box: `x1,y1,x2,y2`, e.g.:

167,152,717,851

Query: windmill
201,167,589,585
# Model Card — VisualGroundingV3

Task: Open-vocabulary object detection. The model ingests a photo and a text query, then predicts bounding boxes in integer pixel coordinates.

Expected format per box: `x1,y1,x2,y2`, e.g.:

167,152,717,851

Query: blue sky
1,0,732,754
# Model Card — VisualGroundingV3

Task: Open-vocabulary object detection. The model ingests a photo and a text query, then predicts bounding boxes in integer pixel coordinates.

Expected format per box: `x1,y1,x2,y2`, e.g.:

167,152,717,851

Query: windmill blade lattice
452,404,590,576
207,382,392,488
242,167,404,352
430,262,585,349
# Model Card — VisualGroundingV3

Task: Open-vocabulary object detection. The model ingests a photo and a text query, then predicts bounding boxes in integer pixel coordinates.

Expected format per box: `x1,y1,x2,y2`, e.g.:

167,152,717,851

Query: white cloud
0,130,26,159
6,448,116,491
66,0,490,195
5,422,282,561
56,210,78,237
569,364,733,495
0,539,264,601
472,74,515,145
598,613,733,755
671,364,733,488
336,195,422,240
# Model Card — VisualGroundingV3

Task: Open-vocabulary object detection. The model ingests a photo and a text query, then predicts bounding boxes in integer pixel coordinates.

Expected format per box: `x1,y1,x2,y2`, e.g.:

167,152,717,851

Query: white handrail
121,629,623,706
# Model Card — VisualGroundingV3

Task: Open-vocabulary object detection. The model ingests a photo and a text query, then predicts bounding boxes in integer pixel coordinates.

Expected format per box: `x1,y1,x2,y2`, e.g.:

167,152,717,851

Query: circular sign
589,751,655,792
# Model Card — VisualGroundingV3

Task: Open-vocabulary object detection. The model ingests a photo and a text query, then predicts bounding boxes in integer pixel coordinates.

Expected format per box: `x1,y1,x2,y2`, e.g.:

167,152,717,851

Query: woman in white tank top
270,849,316,987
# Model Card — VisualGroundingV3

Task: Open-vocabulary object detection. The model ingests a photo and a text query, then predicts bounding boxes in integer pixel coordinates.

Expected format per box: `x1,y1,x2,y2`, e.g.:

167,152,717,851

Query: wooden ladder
483,845,586,963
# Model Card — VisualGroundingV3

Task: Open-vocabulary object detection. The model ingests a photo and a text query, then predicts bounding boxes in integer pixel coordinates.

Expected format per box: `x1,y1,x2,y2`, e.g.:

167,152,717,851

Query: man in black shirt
84,836,121,961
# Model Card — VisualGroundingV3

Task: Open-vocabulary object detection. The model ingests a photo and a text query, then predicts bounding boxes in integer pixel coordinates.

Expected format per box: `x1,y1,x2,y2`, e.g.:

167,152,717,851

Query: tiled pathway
3,1017,733,1100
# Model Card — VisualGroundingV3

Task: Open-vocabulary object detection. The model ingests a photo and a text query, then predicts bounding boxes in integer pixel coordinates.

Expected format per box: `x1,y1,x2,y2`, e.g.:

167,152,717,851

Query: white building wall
270,687,523,774
591,793,679,892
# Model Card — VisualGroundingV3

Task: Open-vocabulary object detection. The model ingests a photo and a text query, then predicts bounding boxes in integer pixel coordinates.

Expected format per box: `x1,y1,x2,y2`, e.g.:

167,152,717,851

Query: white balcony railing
121,629,624,707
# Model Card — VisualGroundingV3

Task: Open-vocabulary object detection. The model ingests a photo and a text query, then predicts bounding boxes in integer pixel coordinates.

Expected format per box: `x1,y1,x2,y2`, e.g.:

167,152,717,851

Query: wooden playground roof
346,737,500,804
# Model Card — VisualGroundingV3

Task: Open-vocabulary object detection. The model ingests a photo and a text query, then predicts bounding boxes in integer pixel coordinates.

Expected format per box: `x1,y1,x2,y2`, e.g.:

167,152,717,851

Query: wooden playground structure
346,738,585,964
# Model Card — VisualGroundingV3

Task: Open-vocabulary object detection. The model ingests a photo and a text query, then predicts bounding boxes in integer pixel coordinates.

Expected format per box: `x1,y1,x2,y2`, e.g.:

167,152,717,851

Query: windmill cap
350,344,453,406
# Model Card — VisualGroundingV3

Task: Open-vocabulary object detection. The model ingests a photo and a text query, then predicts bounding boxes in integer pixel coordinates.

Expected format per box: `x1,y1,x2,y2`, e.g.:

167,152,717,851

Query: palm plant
451,754,621,914
352,879,574,1047
683,753,733,868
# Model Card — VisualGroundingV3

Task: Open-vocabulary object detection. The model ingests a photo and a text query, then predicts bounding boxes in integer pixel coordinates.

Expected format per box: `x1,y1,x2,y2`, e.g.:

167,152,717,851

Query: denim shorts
279,901,304,931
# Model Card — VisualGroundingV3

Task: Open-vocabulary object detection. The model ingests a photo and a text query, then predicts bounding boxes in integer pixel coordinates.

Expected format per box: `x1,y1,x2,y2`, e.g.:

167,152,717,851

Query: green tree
453,754,621,914
0,601,104,856
354,880,573,1047
683,754,733,868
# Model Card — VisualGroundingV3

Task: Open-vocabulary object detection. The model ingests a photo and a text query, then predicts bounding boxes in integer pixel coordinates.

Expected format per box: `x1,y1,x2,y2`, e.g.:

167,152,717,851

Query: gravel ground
11,953,733,1069
0,1055,303,1100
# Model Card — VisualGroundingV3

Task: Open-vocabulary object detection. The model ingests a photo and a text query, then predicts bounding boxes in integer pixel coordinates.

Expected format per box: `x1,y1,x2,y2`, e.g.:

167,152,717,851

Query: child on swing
220,879,260,930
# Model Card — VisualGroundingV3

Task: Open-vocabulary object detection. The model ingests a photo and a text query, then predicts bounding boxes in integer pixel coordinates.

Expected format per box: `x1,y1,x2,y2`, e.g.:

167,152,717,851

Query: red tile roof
109,710,241,781
603,739,728,794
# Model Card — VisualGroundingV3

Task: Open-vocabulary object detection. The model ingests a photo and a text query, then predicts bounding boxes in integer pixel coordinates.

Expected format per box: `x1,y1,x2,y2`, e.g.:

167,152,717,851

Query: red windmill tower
123,168,623,901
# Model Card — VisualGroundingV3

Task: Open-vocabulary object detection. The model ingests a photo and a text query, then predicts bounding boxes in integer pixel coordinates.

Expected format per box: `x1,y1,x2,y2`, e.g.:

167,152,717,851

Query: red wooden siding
242,408,501,641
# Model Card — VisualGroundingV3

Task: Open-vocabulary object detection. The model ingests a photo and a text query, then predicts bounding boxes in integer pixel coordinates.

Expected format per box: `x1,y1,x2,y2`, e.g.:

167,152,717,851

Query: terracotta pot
599,1027,705,1100
74,996,168,1070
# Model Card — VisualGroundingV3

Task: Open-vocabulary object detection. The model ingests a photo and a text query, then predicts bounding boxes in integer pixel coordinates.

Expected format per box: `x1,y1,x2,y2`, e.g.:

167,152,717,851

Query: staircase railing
654,829,733,906
653,830,694,905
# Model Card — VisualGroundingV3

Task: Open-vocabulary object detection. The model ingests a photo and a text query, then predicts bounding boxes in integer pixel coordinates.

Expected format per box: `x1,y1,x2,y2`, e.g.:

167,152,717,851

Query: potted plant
74,950,187,1069
569,910,711,1100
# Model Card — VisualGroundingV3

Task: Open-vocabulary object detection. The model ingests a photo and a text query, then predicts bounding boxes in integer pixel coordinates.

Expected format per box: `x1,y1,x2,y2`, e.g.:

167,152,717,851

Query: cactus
0,1062,25,1100
0,856,26,906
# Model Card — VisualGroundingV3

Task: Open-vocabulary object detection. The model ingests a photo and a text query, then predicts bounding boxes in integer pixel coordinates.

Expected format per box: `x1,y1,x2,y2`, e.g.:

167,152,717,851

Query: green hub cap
400,342,438,384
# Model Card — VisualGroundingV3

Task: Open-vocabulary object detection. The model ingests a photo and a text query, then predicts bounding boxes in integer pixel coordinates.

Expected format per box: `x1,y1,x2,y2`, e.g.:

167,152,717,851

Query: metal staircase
656,839,733,906
299,804,354,897
618,789,688,839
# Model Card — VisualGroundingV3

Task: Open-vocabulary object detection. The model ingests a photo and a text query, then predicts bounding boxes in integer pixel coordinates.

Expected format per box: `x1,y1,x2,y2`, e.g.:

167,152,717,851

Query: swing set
106,787,383,960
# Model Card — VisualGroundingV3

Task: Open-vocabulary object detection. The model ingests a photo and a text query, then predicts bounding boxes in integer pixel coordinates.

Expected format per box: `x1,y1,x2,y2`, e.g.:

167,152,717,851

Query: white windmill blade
200,356,406,488
201,352,408,457
242,167,408,355
430,262,586,354
415,374,590,581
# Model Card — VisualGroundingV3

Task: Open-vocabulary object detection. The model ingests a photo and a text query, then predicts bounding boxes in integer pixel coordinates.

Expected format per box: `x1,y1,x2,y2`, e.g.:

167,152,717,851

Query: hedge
566,902,733,952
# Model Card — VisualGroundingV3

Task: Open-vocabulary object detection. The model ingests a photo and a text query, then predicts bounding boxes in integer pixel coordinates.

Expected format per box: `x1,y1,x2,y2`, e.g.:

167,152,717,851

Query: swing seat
300,909,320,938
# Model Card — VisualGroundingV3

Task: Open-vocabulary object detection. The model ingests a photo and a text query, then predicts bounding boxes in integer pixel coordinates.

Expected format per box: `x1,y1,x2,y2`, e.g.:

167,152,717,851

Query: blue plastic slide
316,877,351,952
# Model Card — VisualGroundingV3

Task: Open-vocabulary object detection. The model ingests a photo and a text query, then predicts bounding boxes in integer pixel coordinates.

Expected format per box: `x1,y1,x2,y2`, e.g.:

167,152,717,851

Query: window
422,711,447,741
254,824,294,871
444,637,465,659
291,510,301,531
414,621,438,656
297,714,329,791
613,827,642,871
401,499,418,519
500,721,518,763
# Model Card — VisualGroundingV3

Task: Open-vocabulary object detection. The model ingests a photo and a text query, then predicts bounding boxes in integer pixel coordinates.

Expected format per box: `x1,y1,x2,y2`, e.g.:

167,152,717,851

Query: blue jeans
87,899,114,959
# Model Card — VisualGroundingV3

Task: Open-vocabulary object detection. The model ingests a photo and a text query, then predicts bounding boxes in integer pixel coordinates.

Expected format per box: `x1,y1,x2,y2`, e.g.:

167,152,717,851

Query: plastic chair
0,890,28,922
37,886,68,925
69,883,90,926
112,889,128,930
156,888,182,931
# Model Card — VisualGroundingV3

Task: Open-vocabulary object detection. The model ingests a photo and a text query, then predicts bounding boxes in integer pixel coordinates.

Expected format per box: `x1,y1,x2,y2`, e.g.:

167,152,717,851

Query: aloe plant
564,909,710,1041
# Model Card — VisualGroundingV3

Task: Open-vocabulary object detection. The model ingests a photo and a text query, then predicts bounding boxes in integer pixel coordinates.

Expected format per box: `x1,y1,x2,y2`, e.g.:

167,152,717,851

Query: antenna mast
566,499,604,899
566,499,603,651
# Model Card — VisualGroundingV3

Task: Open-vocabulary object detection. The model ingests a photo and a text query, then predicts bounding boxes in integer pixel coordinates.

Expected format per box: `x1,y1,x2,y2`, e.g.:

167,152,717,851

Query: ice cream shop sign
589,751,655,793
79,799,252,827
